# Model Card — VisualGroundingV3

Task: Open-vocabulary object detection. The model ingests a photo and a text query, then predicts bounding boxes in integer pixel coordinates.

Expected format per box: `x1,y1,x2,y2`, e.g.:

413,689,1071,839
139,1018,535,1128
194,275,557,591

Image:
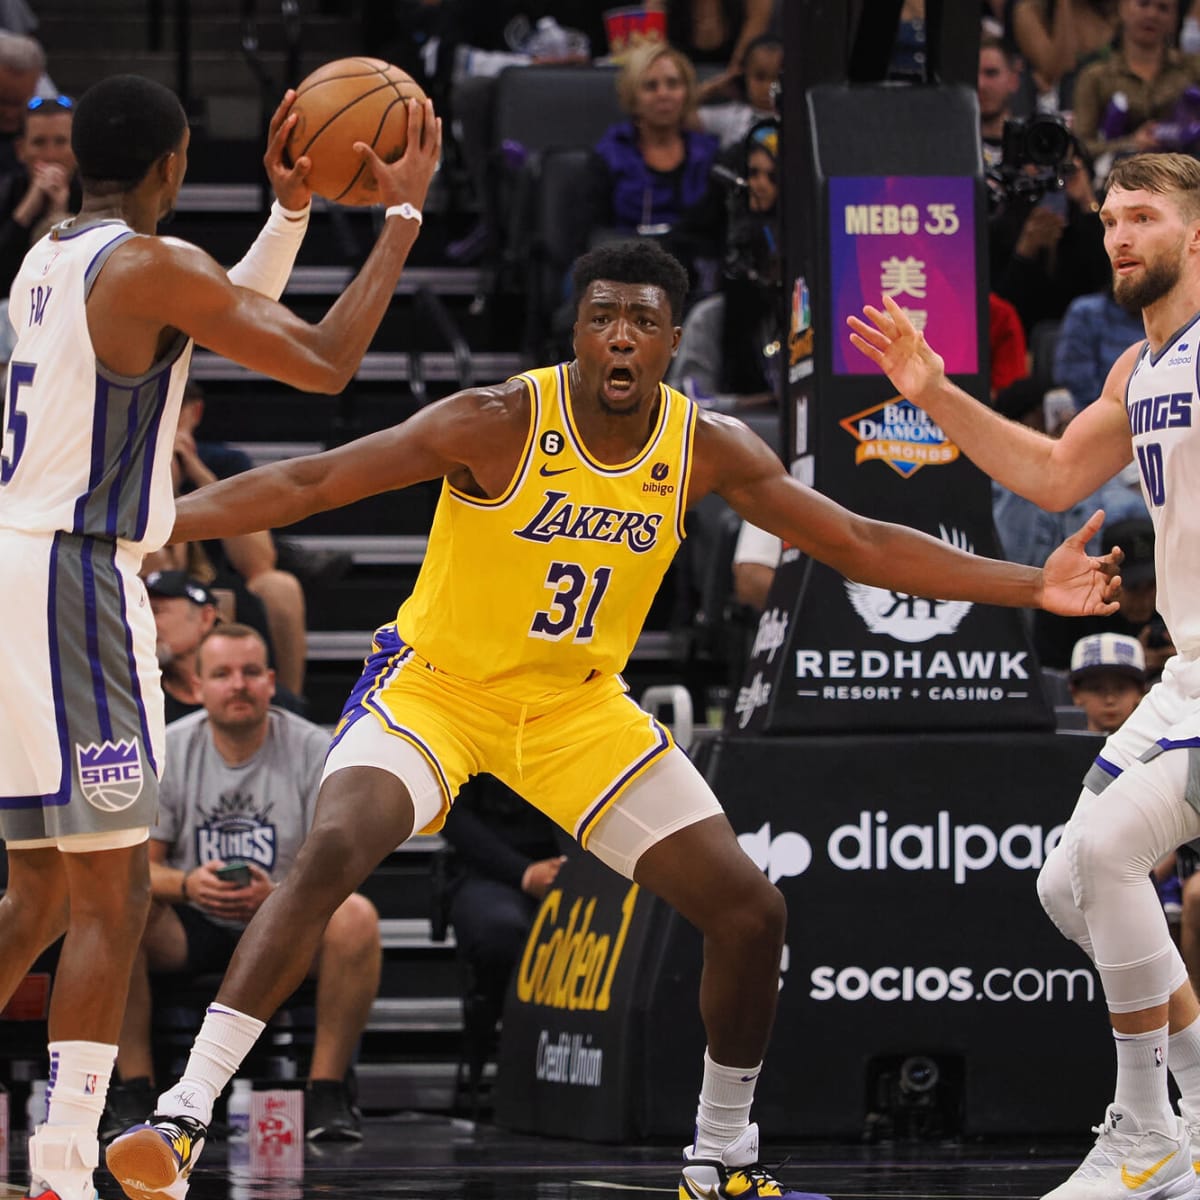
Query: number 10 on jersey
530,562,613,642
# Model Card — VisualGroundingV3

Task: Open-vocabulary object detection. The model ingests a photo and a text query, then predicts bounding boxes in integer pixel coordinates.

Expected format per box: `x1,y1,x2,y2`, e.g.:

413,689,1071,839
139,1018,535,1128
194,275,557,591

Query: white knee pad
1036,838,1093,958
1066,753,1194,1013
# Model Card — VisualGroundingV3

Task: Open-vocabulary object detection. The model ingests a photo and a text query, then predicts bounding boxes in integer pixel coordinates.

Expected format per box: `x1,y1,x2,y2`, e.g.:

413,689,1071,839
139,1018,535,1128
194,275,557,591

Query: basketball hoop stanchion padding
741,5,1053,735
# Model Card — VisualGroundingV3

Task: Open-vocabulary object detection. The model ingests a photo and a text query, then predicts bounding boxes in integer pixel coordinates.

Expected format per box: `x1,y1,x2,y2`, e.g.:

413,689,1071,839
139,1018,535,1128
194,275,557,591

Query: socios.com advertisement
829,175,977,376
691,732,1113,1138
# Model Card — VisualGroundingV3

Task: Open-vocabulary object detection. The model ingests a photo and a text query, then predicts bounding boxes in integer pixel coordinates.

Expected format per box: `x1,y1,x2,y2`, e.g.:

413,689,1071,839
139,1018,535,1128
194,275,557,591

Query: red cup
604,6,667,60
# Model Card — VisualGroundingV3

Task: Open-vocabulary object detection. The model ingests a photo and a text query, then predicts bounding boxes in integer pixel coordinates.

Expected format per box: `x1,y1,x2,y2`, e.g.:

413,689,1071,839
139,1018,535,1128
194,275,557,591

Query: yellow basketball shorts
326,624,676,846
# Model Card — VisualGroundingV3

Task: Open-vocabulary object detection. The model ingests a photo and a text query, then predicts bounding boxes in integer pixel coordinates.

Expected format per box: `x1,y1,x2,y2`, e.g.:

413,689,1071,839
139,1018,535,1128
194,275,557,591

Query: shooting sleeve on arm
226,199,311,299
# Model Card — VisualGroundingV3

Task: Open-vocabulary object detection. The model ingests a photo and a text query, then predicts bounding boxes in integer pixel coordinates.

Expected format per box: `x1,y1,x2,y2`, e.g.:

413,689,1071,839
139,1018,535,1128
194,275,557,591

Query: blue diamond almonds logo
76,738,144,812
839,395,960,478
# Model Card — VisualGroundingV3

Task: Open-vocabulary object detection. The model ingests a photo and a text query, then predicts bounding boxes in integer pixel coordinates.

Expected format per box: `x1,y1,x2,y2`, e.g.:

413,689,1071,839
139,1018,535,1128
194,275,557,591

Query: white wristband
271,198,311,223
385,203,422,225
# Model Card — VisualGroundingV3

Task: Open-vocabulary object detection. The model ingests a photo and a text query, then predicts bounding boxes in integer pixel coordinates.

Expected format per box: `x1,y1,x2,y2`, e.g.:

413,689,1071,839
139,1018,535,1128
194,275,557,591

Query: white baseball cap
1069,632,1146,682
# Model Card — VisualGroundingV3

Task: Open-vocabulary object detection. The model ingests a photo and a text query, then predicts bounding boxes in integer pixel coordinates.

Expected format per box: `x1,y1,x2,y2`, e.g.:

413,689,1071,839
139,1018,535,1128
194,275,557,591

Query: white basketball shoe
1042,1105,1194,1200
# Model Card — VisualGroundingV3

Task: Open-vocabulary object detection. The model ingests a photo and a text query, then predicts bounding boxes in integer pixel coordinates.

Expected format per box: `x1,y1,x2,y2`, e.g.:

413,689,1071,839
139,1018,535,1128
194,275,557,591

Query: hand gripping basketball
355,96,442,214
285,57,436,207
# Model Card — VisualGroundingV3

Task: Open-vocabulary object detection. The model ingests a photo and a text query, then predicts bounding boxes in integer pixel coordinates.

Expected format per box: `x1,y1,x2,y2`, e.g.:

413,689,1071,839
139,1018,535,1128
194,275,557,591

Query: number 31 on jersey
530,561,613,642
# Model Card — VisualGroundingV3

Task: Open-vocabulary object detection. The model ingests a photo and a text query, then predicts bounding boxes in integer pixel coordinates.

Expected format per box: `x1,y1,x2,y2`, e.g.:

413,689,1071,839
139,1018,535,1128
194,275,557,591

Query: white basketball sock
1169,1015,1200,1113
158,1004,265,1126
45,1040,116,1129
1113,1024,1173,1130
691,1048,761,1159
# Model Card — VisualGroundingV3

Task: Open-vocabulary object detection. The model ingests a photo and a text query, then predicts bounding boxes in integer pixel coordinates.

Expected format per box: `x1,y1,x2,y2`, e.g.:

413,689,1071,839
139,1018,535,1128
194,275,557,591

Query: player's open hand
356,97,442,213
1039,509,1123,617
264,88,313,212
847,295,945,405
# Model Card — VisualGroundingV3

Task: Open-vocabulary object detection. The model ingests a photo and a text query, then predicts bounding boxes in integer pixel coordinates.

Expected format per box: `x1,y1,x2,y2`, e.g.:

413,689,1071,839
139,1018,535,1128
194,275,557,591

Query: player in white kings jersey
850,152,1200,1200
0,73,440,1200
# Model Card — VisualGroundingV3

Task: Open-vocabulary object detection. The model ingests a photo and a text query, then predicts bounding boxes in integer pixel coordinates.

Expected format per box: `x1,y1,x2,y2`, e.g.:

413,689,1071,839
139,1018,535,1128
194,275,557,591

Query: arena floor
2,1113,1095,1199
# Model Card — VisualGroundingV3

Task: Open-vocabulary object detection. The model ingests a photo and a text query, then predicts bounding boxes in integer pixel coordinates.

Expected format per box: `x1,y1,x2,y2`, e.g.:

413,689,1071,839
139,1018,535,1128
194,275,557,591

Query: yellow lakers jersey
395,363,697,703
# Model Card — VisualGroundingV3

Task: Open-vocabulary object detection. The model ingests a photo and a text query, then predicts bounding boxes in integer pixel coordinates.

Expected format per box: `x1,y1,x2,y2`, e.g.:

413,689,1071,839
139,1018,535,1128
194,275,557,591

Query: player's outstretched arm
91,99,442,392
170,381,525,543
694,413,1121,617
847,294,1135,508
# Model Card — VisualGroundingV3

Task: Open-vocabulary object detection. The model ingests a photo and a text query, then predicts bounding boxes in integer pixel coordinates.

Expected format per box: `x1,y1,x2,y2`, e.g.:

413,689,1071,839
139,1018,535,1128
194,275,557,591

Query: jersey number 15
0,362,34,484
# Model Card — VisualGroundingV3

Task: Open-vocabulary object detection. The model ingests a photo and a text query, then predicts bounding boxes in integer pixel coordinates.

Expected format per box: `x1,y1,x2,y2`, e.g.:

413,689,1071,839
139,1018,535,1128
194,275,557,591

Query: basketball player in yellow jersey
108,240,1122,1200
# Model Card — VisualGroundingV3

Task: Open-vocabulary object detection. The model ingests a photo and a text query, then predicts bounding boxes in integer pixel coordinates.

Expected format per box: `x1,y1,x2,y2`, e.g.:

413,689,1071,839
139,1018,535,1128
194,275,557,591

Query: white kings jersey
1125,320,1200,654
0,220,193,552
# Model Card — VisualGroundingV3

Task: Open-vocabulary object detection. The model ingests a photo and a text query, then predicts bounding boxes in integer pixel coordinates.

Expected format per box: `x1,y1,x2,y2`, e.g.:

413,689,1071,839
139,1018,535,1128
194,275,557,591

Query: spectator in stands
147,570,306,723
666,0,775,68
1035,515,1174,672
1011,0,1119,110
588,43,720,237
160,381,310,698
990,292,1030,398
669,120,780,406
148,571,223,725
731,520,781,612
1053,280,1146,411
989,142,1110,335
979,30,1026,174
1068,629,1148,733
0,93,78,299
105,624,379,1143
0,31,45,175
440,773,563,1103
695,32,782,149
1071,0,1200,176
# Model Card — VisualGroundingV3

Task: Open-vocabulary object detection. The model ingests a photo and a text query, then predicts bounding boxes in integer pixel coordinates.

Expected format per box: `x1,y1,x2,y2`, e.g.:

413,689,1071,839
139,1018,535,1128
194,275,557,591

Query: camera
1002,113,1073,170
988,112,1076,210
864,1052,963,1143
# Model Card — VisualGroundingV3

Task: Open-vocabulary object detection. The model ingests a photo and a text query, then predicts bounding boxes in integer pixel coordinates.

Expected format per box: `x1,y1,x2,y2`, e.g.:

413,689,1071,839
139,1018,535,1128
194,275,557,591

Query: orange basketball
286,57,426,207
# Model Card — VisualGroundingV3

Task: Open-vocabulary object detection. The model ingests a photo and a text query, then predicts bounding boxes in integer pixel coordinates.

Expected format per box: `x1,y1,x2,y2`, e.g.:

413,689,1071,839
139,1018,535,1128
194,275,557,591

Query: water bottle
1183,15,1200,54
530,17,571,60
227,1079,251,1141
26,1080,47,1133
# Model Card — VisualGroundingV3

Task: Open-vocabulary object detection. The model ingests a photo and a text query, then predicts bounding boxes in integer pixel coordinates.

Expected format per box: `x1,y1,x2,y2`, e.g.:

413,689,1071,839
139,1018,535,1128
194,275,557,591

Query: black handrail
241,1,305,215
175,0,192,116
414,285,475,396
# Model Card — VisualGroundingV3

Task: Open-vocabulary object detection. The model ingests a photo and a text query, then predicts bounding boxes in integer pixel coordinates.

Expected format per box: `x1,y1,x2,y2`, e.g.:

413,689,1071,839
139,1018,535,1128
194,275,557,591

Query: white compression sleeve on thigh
321,715,447,836
1067,751,1196,1013
225,200,310,299
586,747,723,880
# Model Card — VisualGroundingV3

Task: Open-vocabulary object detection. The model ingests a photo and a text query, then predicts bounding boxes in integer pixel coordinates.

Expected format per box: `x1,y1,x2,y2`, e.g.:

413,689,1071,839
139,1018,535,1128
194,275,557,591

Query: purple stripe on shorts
114,543,156,777
575,718,670,843
0,533,71,808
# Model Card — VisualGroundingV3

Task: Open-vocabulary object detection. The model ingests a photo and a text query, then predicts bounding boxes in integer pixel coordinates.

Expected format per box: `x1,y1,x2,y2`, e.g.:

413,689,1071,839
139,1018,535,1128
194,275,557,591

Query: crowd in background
8,0,1200,1131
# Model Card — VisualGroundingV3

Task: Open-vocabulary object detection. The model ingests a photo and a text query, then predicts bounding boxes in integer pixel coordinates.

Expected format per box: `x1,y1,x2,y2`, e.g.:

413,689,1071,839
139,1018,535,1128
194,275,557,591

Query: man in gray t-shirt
106,623,381,1143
